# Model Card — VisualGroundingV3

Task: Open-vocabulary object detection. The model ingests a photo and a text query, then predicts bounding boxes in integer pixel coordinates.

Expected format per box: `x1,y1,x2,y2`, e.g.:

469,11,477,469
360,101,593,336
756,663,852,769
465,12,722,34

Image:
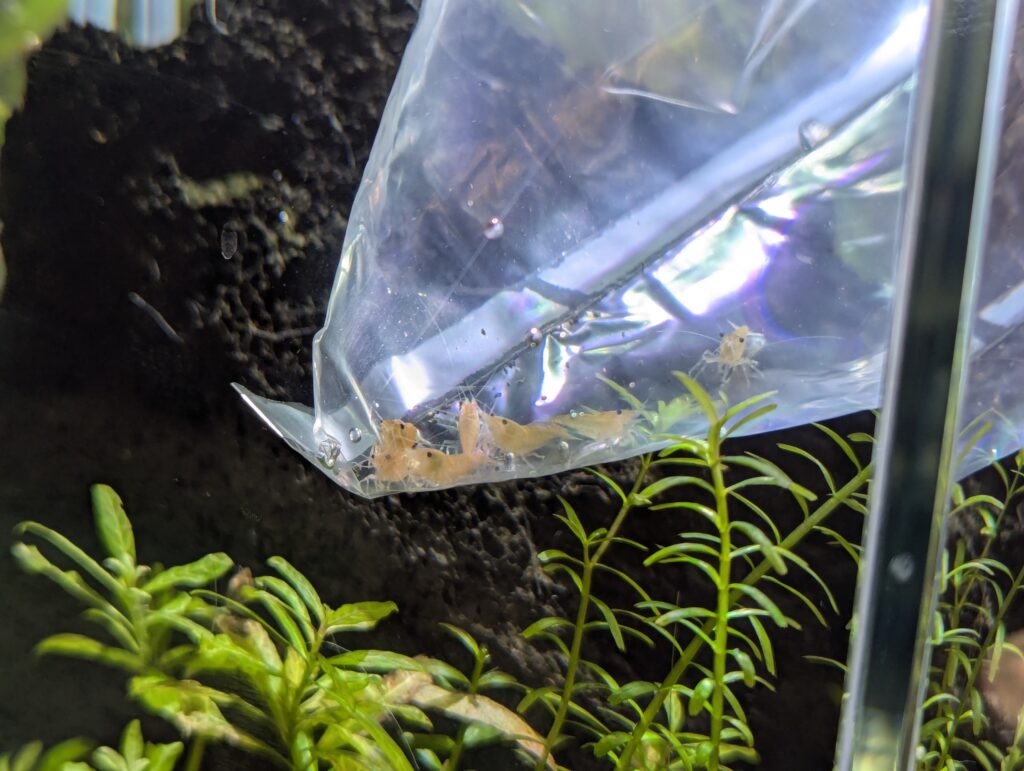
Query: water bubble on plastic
527,327,542,347
504,453,516,471
483,216,505,240
220,227,238,260
348,427,363,444
316,437,342,469
799,119,832,151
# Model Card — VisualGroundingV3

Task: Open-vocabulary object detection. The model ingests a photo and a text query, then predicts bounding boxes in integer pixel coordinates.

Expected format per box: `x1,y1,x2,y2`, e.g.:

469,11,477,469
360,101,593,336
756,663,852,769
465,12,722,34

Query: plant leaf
254,575,316,643
324,601,398,636
34,633,141,672
12,524,122,597
384,669,557,769
119,720,143,763
590,597,625,651
144,742,184,771
141,553,233,595
11,543,114,611
689,677,714,716
130,676,283,762
91,485,136,567
267,556,323,623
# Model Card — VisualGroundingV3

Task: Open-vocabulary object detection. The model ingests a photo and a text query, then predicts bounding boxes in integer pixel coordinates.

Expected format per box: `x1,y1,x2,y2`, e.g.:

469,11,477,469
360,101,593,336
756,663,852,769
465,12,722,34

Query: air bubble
628,381,636,389
483,216,505,240
569,409,580,419
220,227,238,260
348,427,363,444
316,437,341,469
888,553,914,583
799,119,832,151
558,440,571,455
527,327,542,347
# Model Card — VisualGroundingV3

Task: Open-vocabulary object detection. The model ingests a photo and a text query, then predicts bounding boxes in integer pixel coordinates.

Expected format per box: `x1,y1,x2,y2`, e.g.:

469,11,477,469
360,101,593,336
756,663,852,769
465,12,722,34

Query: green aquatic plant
10,485,546,770
917,449,1024,770
66,720,183,771
0,738,92,771
0,0,68,146
4,720,184,771
521,374,872,770
11,484,233,676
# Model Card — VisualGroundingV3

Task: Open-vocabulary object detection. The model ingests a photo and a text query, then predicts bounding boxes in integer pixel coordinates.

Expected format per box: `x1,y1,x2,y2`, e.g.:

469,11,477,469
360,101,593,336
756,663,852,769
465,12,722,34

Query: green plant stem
447,646,488,770
618,462,873,768
708,449,731,771
183,736,206,771
534,455,652,771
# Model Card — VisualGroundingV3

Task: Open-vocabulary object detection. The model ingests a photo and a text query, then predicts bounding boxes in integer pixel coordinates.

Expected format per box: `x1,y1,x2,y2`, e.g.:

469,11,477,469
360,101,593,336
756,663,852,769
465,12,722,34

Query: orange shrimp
480,413,569,455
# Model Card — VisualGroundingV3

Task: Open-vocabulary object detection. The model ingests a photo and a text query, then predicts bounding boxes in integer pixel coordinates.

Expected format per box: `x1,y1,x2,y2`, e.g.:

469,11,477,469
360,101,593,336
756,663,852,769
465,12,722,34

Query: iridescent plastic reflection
237,0,948,498
958,28,1024,476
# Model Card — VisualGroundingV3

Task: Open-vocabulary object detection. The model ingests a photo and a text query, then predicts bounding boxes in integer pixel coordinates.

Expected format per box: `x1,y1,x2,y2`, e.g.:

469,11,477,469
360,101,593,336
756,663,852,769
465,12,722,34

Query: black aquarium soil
0,2,939,769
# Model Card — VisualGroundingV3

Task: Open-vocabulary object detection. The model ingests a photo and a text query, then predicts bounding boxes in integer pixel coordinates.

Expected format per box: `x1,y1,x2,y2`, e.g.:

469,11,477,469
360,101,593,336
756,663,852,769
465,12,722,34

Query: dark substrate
0,2,994,769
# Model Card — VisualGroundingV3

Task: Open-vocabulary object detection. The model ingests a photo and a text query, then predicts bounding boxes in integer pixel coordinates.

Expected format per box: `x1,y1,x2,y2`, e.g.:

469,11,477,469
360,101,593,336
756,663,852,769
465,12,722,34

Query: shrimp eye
501,419,509,425
738,337,745,343
426,451,434,457
719,332,725,337
384,453,392,460
615,409,623,415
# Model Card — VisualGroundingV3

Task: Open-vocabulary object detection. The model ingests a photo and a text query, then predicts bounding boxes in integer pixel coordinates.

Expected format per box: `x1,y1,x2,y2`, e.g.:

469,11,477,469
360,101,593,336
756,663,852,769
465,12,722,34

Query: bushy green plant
519,374,872,770
0,738,92,771
10,486,545,770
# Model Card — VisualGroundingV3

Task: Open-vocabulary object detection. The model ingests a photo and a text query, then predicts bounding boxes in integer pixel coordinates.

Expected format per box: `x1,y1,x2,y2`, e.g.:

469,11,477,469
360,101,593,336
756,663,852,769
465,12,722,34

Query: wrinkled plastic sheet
235,0,1024,497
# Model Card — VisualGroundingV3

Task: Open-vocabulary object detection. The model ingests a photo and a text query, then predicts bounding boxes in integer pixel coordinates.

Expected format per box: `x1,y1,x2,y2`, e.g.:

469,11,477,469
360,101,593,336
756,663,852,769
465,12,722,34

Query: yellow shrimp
379,419,418,449
552,408,640,442
407,447,487,485
457,400,483,454
690,323,765,385
370,403,488,486
480,413,569,455
369,419,420,482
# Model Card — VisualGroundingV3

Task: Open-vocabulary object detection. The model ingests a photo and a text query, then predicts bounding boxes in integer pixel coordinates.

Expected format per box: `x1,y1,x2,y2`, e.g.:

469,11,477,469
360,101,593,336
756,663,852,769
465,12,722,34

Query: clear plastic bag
235,0,1024,498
